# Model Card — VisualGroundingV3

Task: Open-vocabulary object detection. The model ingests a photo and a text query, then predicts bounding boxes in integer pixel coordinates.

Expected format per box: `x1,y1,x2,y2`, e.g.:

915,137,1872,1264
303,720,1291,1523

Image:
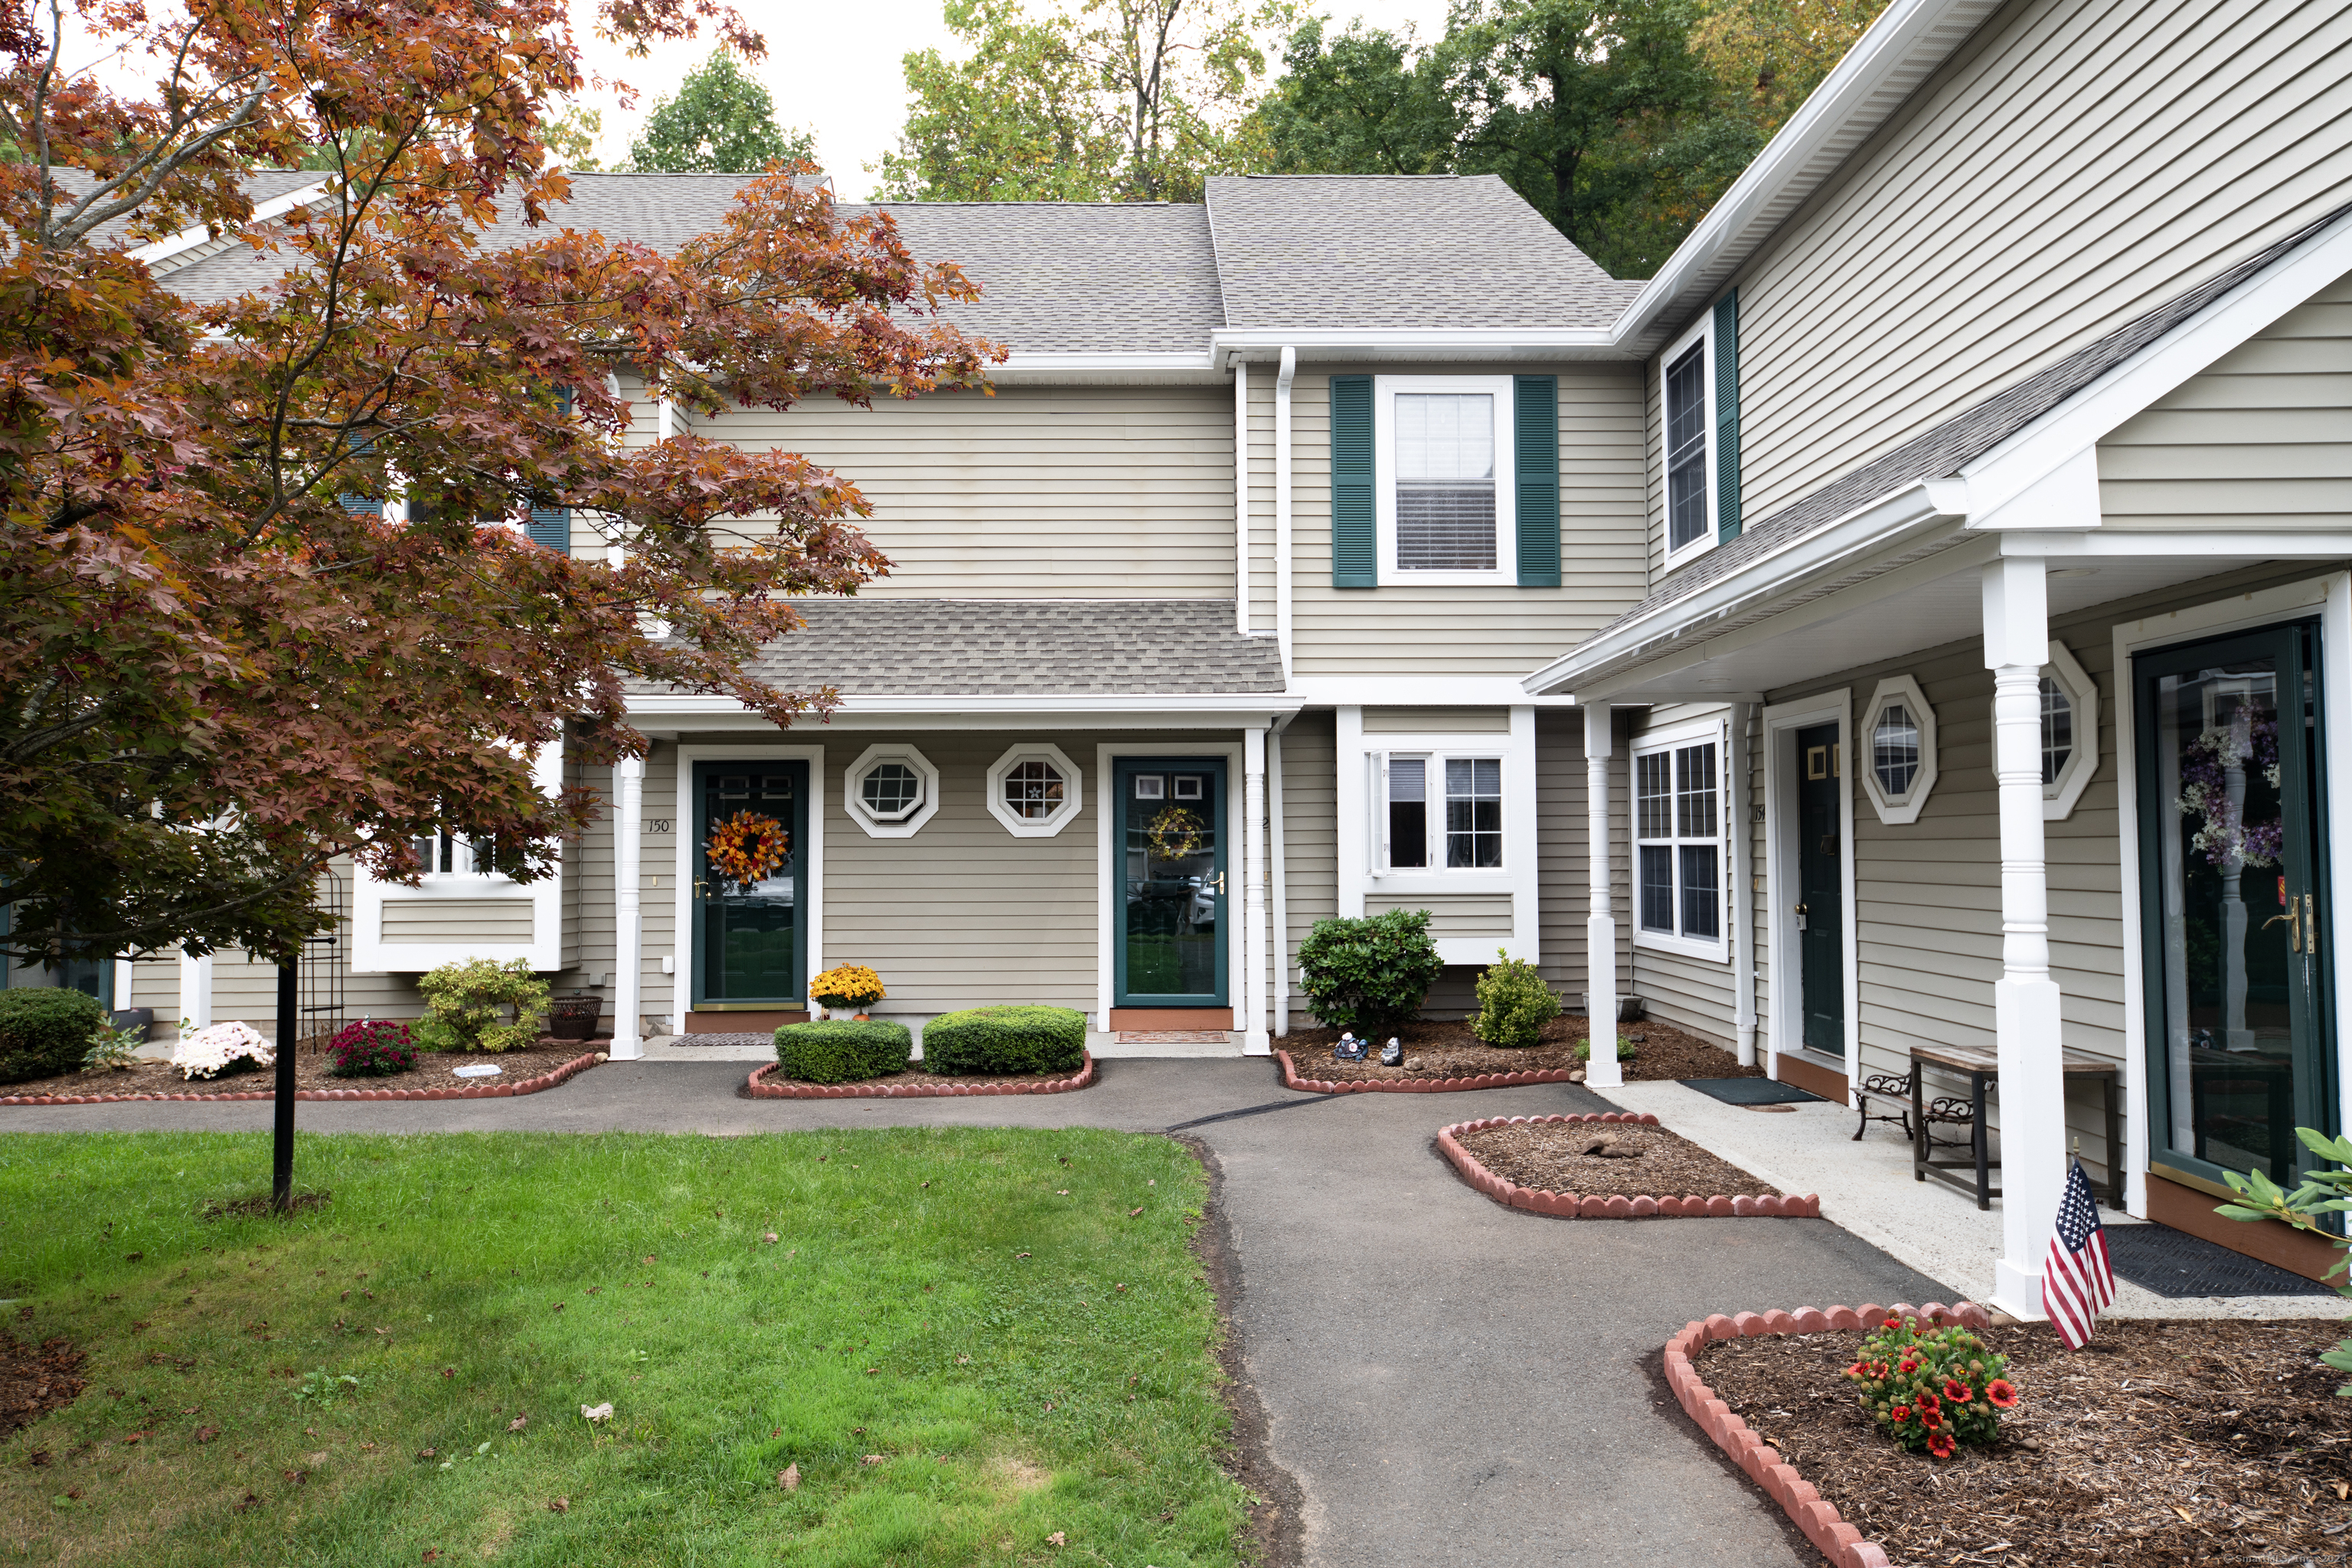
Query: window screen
1387,757,1428,868
1665,344,1708,552
1394,393,1497,570
1634,738,1722,943
1445,758,1502,868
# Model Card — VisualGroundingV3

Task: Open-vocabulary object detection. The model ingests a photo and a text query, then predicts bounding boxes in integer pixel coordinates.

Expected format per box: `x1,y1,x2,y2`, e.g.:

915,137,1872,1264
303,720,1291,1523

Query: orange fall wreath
707,810,790,887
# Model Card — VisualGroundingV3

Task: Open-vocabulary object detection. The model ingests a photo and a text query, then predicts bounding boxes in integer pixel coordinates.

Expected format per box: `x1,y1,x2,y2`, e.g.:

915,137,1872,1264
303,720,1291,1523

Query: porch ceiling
1581,533,2352,704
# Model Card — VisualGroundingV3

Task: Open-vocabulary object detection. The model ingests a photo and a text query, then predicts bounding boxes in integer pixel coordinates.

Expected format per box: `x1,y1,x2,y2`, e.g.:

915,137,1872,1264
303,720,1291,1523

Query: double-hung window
1377,753,1505,871
1661,299,1734,564
1632,727,1726,956
1374,376,1516,584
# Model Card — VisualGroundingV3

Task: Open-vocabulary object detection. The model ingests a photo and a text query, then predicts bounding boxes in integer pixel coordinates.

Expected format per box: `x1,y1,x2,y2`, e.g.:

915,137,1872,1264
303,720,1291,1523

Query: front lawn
0,1129,1250,1566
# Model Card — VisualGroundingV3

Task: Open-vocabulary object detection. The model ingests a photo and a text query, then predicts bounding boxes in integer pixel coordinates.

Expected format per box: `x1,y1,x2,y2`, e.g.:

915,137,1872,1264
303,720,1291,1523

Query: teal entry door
691,761,810,1008
1114,757,1229,1008
1794,723,1846,1056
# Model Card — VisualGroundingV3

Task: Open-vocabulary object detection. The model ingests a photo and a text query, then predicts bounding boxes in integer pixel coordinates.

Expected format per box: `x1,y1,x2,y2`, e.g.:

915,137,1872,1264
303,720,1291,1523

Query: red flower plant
1916,1392,1940,1413
1898,1358,1919,1375
1944,1379,1973,1404
1890,1405,1913,1424
1984,1380,2017,1409
1927,1432,1955,1459
1920,1406,1945,1429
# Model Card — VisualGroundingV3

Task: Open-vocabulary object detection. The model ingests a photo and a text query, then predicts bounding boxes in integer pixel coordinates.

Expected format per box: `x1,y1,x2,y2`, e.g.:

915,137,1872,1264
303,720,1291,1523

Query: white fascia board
2005,530,2352,560
126,179,334,268
993,352,1223,384
1519,478,1968,695
1608,0,1999,349
1961,206,2352,521
1286,675,1580,707
1213,328,1619,365
626,692,1300,726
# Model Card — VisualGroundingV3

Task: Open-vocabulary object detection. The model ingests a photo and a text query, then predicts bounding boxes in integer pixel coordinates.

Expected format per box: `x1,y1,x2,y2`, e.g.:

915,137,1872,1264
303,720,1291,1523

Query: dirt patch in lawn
1696,1319,2352,1567
4,1045,597,1099
1454,1119,1782,1199
1281,1014,1760,1085
0,1332,86,1440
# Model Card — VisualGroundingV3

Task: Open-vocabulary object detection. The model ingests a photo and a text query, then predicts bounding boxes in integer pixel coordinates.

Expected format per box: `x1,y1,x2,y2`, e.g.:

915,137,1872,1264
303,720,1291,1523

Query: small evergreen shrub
328,1020,419,1077
774,1019,913,1083
414,957,550,1053
1296,910,1445,1034
1471,949,1560,1048
921,1006,1087,1076
0,988,106,1084
1841,1315,2017,1459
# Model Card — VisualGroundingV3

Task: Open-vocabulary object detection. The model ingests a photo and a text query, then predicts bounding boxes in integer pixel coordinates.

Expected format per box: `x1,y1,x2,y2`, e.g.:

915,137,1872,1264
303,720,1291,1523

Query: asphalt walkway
3,1058,1945,1566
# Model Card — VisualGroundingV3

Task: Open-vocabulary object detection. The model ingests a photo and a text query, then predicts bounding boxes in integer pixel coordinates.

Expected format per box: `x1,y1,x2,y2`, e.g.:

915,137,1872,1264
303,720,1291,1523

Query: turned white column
1732,702,1759,1068
1242,725,1271,1054
1584,701,1622,1089
178,949,214,1035
1269,724,1291,1038
610,755,645,1061
1984,555,2066,1318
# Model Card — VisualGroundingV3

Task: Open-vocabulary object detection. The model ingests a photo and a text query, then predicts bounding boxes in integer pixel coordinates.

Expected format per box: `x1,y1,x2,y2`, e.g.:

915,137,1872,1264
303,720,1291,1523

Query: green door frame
689,759,811,1008
1112,755,1230,1008
2135,619,2337,1197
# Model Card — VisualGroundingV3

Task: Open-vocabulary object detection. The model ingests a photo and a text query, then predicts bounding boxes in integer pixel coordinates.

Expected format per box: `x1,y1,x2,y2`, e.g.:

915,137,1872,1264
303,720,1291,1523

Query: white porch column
1732,702,1759,1068
1242,725,1271,1054
1984,555,2066,1318
1583,701,1621,1089
178,949,214,1035
1269,723,1292,1037
610,755,645,1061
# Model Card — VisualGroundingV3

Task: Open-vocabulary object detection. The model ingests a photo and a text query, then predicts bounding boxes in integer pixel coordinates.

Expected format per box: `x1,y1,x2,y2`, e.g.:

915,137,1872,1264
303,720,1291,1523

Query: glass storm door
1795,723,1846,1055
1115,758,1228,1007
691,761,809,1007
2138,623,2334,1192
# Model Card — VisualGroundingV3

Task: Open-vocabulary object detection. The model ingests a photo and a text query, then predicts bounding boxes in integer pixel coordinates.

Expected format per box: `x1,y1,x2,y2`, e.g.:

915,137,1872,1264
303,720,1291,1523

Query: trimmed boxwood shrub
920,1005,1086,1076
774,1019,913,1084
0,988,106,1085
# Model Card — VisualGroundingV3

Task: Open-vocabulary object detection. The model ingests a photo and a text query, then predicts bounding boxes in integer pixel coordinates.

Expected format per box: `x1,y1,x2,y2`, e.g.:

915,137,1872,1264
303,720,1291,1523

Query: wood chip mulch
1696,1320,2352,1566
2,1044,599,1101
1279,1014,1763,1084
0,1331,85,1439
1455,1119,1782,1199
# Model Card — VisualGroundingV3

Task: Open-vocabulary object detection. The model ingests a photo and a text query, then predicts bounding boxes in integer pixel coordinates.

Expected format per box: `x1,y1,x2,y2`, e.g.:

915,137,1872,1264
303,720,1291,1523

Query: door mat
1680,1076,1824,1106
2102,1220,2338,1298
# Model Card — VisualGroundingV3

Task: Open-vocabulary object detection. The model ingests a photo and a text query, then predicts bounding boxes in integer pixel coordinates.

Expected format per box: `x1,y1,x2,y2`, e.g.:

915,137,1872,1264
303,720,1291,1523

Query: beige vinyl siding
1361,707,1513,734
380,898,535,943
1681,0,2352,548
694,386,1240,598
1536,708,1631,1011
2099,268,2352,527
1366,893,1515,937
1291,366,1649,675
1276,713,1338,1029
1626,702,1742,1048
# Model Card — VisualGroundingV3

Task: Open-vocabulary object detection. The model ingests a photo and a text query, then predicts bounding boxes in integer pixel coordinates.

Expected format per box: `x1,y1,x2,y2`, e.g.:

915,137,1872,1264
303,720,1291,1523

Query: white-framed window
413,829,508,881
1632,721,1728,959
844,744,940,838
1374,751,1506,871
2040,640,2099,821
1374,374,1517,585
1857,674,1938,825
1660,312,1716,564
986,743,1083,838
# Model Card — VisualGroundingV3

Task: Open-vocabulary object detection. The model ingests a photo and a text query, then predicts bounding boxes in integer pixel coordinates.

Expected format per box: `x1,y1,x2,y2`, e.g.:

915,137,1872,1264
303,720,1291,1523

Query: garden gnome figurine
1334,1032,1366,1063
1380,1037,1403,1067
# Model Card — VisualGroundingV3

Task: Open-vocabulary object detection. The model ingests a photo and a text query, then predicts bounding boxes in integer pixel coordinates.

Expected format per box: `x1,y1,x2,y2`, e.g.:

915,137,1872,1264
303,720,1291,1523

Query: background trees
626,47,817,173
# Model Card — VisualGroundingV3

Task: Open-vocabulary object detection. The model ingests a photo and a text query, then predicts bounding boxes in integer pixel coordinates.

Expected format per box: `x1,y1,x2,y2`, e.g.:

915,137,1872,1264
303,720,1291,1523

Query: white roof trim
1213,328,1618,364
126,178,334,268
628,691,1299,717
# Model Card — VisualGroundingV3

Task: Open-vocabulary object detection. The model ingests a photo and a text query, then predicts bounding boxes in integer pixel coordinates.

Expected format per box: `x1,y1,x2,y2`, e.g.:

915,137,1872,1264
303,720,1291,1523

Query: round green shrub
920,1005,1086,1076
1296,910,1445,1034
414,957,550,1053
774,1019,913,1083
0,988,107,1085
1471,949,1560,1048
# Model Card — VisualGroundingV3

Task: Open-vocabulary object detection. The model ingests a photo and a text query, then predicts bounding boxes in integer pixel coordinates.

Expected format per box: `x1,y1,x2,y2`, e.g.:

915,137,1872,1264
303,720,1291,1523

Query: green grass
0,1130,1250,1566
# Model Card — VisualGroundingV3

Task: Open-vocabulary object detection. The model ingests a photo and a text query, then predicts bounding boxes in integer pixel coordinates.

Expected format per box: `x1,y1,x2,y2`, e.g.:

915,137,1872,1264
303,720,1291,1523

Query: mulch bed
0,1331,85,1440
1456,1116,1783,1199
746,1053,1096,1099
0,1044,602,1103
1277,1014,1762,1089
1694,1318,2352,1567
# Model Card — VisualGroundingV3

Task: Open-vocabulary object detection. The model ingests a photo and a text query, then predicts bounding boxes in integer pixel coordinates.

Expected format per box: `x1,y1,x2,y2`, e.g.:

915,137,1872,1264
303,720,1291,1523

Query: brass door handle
2265,897,2305,952
1794,903,1809,916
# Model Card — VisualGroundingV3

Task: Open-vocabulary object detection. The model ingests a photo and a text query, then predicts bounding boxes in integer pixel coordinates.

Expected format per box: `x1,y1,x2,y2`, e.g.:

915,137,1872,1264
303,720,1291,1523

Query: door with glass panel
690,761,809,1008
1115,759,1227,1007
1794,724,1845,1055
2137,623,2334,1192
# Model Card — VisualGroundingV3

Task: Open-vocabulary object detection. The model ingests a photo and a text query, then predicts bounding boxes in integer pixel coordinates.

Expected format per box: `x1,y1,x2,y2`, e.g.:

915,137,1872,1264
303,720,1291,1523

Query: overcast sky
564,0,1457,200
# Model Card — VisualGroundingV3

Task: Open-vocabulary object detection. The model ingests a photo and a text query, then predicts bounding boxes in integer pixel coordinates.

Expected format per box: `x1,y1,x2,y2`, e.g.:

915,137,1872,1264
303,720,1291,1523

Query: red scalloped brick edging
1276,1047,1586,1095
1435,1112,1824,1219
744,1050,1097,1099
0,1051,606,1106
1664,1301,1993,1568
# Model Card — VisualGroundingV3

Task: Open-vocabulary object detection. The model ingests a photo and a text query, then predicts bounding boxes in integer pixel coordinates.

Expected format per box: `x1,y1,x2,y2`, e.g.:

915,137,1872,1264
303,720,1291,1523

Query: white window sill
1632,928,1729,962
1367,871,1514,893
1385,569,1515,588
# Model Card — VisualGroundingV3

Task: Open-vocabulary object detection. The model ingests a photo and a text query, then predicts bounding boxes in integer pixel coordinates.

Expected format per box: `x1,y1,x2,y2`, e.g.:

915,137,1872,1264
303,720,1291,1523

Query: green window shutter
1713,289,1742,543
1514,374,1560,586
1329,374,1376,588
525,386,572,553
338,430,381,516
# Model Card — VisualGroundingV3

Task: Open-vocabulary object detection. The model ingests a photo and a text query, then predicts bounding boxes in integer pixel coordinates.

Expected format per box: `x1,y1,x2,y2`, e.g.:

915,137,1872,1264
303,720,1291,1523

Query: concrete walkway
2,1059,1947,1567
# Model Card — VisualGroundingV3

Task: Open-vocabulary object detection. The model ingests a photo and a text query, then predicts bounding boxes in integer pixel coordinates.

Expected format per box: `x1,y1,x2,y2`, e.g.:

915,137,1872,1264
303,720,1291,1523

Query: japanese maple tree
0,0,998,965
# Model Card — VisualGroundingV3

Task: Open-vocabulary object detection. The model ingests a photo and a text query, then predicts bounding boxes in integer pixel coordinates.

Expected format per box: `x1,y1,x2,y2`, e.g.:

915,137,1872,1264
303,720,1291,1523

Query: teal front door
1795,723,1846,1056
1115,758,1228,1007
691,761,809,1007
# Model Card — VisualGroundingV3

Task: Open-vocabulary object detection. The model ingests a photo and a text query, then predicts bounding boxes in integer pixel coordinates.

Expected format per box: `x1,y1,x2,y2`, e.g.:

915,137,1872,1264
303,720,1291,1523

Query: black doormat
2102,1221,2339,1298
1681,1076,1824,1106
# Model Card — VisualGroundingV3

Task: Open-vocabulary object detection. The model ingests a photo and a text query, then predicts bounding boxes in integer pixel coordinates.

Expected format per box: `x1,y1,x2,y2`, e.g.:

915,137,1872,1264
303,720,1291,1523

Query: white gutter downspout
1274,348,1297,680
1234,361,1250,635
1732,701,1759,1067
1270,711,1294,1037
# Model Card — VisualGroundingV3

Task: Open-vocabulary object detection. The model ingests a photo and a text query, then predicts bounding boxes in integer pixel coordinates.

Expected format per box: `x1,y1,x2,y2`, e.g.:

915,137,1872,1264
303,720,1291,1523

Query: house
117,0,2352,1312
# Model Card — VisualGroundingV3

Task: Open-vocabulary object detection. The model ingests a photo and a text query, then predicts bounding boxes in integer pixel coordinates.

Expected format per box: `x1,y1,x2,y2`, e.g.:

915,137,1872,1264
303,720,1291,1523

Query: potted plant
807,964,884,1021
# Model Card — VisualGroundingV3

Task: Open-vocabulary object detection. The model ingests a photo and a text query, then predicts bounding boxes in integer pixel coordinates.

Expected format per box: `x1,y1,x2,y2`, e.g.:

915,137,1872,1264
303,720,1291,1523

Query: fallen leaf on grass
508,1415,528,1432
763,1233,779,1244
547,1498,569,1514
957,1355,972,1365
1056,1190,1070,1197
119,1432,149,1445
180,1406,199,1415
779,1464,799,1491
1047,1532,1066,1547
861,1455,884,1466
580,1403,613,1423
282,1469,309,1486
1129,1207,1144,1218
194,1427,220,1444
232,1493,258,1514
864,1367,879,1376
416,1448,436,1459
422,1552,439,1563
1015,1252,1031,1259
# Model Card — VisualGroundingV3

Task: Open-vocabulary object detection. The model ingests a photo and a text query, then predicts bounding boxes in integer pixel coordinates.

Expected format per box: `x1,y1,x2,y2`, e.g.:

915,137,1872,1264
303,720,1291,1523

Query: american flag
2041,1158,2115,1349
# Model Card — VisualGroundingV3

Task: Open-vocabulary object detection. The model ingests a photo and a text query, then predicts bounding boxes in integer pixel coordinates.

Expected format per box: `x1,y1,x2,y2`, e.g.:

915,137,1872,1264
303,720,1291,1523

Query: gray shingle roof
721,598,1285,695
1205,175,1643,330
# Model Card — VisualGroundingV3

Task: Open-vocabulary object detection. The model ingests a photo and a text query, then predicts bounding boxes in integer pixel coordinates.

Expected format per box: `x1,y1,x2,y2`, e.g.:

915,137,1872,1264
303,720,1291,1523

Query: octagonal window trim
844,744,940,838
986,743,1083,838
2040,640,2099,822
1858,673,1938,825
